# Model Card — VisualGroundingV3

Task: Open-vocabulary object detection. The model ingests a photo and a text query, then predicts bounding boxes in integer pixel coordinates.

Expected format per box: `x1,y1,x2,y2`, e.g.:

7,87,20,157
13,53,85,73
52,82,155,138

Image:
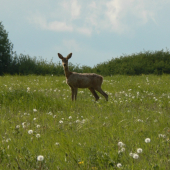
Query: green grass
0,75,170,169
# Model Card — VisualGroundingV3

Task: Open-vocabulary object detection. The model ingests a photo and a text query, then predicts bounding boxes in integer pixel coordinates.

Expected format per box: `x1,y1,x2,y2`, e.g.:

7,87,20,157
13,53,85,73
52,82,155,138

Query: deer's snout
64,63,66,67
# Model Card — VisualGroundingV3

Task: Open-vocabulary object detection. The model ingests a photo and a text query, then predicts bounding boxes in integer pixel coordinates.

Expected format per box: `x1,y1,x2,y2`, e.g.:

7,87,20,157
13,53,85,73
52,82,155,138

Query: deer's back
67,73,103,88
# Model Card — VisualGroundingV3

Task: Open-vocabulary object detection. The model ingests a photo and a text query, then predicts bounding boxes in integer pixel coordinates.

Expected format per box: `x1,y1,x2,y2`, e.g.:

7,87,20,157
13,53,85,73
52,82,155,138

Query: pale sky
0,0,170,67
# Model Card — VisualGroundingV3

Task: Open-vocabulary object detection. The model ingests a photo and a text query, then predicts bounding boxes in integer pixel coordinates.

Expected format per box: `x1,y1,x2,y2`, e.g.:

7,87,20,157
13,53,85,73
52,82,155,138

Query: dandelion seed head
137,148,143,153
158,134,166,138
36,134,40,138
33,109,37,112
27,87,30,92
36,125,40,128
22,122,26,126
28,130,33,134
137,119,143,122
129,152,133,157
145,138,151,143
133,153,139,159
76,120,80,123
37,155,44,161
55,142,59,146
6,138,11,142
117,163,122,168
118,142,125,147
59,120,63,124
118,147,125,154
15,125,20,129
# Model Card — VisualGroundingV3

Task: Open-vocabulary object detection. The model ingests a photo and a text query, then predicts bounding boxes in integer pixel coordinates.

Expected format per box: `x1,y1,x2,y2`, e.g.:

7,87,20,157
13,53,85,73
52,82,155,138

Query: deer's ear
66,53,72,60
58,53,64,59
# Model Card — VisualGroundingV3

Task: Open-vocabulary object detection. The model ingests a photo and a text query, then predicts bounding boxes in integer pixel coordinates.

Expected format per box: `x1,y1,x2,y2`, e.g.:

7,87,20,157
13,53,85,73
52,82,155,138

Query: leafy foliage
2,49,169,76
93,49,170,76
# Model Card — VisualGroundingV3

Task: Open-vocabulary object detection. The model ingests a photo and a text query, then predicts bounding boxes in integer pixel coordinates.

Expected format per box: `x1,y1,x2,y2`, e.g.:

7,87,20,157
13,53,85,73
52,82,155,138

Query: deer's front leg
71,87,75,101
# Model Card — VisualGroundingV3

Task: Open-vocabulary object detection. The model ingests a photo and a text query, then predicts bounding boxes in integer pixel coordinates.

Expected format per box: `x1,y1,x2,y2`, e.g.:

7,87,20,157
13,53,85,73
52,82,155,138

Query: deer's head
58,53,72,68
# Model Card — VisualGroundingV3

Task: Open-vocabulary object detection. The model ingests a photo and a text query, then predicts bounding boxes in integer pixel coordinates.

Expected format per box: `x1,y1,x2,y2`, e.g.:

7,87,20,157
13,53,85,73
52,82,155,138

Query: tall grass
0,75,170,169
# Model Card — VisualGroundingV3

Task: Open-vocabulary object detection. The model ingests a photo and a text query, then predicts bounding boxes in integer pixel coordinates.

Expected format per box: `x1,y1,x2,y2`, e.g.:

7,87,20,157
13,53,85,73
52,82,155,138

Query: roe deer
58,53,108,101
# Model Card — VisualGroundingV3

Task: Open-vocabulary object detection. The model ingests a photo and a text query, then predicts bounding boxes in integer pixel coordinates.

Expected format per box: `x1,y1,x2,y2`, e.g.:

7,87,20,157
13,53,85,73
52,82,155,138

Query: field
0,75,170,169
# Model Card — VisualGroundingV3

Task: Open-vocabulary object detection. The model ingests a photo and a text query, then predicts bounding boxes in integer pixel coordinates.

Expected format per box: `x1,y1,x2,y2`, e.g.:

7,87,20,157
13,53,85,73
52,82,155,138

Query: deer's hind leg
88,88,99,101
71,87,78,101
75,88,78,100
94,86,108,101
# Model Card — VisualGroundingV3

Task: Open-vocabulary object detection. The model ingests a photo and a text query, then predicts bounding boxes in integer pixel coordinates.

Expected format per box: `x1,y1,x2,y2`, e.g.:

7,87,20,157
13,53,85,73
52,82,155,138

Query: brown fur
58,53,108,101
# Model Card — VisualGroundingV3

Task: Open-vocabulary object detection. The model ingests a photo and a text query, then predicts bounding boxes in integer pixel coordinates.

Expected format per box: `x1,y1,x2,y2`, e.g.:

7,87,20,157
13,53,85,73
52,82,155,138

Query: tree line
1,22,170,76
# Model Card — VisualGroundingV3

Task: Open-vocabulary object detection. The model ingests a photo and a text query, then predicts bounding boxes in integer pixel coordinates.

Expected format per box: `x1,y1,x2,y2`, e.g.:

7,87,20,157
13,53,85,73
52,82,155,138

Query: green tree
0,22,14,75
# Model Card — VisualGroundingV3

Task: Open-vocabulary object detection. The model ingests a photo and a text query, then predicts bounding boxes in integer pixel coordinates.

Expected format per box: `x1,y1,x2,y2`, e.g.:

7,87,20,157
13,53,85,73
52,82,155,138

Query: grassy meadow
0,75,170,169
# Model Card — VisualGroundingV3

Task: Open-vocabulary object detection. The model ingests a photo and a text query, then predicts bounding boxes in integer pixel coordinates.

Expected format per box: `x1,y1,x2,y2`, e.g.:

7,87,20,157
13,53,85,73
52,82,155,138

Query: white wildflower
118,147,125,154
69,116,72,119
33,109,37,112
55,142,59,146
6,138,11,142
75,120,80,123
145,138,151,143
137,119,143,122
22,122,27,128
137,148,143,153
27,87,30,92
36,125,40,128
81,119,87,124
22,122,26,126
129,152,133,157
16,125,20,129
117,163,122,168
36,134,41,138
158,134,166,138
47,112,52,115
133,153,139,159
28,130,33,134
59,120,63,124
37,155,44,161
118,142,125,147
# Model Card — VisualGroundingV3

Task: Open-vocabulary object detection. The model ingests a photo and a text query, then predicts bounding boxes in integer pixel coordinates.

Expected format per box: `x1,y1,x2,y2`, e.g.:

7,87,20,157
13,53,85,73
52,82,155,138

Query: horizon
0,0,170,67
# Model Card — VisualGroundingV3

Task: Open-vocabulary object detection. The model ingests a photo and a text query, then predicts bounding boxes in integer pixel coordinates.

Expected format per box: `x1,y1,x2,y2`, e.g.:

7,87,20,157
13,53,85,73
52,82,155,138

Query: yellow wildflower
78,161,84,165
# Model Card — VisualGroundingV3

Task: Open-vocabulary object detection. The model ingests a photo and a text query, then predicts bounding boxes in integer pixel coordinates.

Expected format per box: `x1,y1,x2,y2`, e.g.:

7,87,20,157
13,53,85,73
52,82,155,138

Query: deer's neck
64,66,72,79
